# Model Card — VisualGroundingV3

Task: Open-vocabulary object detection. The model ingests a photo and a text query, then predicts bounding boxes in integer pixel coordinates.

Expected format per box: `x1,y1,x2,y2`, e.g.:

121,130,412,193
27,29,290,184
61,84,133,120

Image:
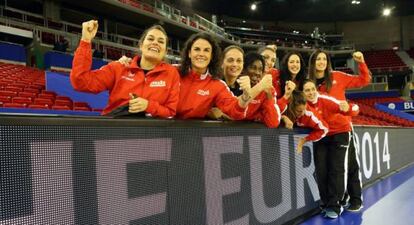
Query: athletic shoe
319,204,327,214
347,204,363,212
324,208,339,219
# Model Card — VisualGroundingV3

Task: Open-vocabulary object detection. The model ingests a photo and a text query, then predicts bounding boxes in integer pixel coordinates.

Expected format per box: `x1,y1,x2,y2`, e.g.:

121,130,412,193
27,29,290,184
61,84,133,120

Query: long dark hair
279,52,306,95
286,90,307,122
179,32,222,79
308,49,333,92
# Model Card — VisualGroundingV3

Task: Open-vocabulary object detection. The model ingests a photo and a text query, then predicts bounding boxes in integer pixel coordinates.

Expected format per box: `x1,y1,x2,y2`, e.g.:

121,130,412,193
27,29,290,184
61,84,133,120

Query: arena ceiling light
250,3,257,11
351,0,361,5
382,8,391,16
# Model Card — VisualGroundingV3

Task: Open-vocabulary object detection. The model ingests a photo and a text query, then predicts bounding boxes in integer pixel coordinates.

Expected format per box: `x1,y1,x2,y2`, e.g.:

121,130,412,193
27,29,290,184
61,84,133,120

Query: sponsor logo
197,89,210,96
150,80,166,87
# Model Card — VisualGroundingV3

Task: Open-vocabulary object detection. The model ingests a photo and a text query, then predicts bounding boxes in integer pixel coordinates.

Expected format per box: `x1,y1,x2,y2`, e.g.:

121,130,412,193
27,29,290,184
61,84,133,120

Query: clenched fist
284,80,296,97
352,51,365,63
339,101,350,112
259,74,273,92
81,20,99,43
237,76,251,94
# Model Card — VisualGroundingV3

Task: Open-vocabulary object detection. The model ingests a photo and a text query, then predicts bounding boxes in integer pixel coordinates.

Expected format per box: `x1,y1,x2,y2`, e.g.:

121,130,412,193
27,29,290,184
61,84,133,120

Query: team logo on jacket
250,99,261,104
150,80,166,87
197,89,210,96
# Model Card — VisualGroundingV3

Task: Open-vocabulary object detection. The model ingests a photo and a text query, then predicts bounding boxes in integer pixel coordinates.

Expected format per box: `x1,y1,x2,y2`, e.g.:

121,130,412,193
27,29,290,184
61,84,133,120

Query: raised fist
352,51,365,63
260,74,273,92
339,101,350,112
81,20,99,43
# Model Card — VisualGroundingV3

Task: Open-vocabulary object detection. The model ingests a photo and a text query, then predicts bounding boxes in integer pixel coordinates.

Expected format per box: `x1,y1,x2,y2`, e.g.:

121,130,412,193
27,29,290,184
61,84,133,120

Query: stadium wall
1,116,413,225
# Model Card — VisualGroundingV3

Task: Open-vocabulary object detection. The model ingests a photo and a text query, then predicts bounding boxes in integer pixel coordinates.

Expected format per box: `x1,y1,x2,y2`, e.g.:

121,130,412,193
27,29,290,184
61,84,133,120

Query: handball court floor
300,163,414,225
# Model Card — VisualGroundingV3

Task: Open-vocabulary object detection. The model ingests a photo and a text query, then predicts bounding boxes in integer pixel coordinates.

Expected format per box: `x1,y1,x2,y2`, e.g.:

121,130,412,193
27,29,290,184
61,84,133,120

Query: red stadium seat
28,104,49,110
3,102,26,108
73,106,91,111
33,98,54,108
19,92,38,98
12,97,32,106
24,88,41,94
0,90,18,98
52,105,71,110
73,102,90,108
5,86,23,92
37,93,55,100
54,99,72,109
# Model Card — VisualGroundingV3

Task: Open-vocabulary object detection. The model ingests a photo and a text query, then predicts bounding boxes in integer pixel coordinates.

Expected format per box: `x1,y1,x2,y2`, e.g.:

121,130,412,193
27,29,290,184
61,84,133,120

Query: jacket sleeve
321,95,359,117
277,96,289,114
215,82,247,120
338,62,371,89
258,94,281,128
297,110,329,142
70,41,116,93
145,68,181,118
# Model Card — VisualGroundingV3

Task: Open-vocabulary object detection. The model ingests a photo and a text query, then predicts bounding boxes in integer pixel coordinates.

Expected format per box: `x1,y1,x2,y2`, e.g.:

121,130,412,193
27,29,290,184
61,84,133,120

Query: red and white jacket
269,68,282,98
296,108,329,142
176,70,246,119
243,91,288,128
318,63,371,100
307,94,359,136
71,41,180,117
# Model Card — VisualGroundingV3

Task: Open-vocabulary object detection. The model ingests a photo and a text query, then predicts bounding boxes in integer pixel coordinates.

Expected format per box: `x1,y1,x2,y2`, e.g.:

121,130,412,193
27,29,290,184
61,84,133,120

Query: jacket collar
128,56,166,74
188,69,211,81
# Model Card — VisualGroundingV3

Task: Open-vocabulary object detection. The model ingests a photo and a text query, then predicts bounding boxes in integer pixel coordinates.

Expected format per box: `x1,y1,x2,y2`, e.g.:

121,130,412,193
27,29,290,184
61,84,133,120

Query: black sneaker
346,204,363,212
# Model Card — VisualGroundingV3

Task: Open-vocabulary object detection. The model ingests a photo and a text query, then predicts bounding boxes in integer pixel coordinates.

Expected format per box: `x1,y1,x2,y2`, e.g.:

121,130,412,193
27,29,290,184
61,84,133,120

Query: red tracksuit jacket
71,41,180,117
296,108,329,141
176,70,246,119
243,91,288,128
317,63,371,100
269,68,282,97
307,94,359,136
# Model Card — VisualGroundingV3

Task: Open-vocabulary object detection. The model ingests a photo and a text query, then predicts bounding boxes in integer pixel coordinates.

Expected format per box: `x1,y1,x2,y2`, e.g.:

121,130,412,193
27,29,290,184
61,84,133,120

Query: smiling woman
176,32,252,120
70,21,180,117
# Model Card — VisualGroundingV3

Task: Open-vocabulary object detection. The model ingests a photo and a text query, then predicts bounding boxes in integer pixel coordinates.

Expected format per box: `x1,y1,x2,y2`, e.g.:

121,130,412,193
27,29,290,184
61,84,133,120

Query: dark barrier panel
1,116,413,225
44,51,107,70
0,41,26,63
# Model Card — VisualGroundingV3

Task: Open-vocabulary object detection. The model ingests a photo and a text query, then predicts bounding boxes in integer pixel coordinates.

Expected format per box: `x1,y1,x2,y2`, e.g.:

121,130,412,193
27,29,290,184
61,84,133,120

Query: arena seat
27,104,49,110
54,99,73,109
12,97,33,106
3,102,26,108
363,49,408,74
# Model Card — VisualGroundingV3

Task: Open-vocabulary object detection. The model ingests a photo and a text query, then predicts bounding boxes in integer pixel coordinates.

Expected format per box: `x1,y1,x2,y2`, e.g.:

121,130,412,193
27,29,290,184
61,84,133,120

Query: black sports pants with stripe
342,129,363,206
314,132,350,214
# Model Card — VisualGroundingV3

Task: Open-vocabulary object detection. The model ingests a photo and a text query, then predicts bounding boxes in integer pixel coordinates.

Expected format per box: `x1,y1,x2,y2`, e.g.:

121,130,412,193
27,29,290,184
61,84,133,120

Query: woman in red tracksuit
282,90,328,152
71,21,180,117
302,79,360,219
258,45,281,96
176,33,251,119
308,49,371,211
279,52,307,96
239,52,290,127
